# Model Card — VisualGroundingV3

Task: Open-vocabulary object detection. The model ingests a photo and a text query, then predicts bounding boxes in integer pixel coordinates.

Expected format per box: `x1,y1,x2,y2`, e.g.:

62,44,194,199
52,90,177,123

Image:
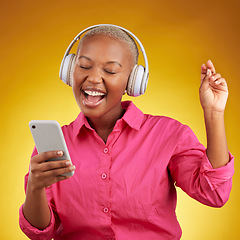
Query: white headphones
59,24,149,97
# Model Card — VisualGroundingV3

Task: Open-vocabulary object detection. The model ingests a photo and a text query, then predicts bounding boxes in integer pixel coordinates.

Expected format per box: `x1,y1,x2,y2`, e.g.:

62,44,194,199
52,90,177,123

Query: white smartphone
29,120,74,177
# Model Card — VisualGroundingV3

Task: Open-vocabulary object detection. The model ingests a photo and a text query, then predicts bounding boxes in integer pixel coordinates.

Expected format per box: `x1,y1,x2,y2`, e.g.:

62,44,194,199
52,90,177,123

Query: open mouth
82,89,106,107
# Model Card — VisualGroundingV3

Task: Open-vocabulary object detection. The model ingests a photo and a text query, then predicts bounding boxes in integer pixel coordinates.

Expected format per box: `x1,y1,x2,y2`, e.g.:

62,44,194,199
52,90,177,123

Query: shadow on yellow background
1,0,239,239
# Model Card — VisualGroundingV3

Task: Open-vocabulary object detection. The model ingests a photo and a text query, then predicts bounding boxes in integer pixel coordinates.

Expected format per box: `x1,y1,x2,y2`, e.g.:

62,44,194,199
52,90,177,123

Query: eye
79,65,91,70
104,69,116,75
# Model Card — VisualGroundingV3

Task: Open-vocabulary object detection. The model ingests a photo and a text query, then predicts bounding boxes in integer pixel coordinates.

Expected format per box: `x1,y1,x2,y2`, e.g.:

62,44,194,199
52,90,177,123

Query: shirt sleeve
19,147,61,240
168,125,234,207
19,203,57,240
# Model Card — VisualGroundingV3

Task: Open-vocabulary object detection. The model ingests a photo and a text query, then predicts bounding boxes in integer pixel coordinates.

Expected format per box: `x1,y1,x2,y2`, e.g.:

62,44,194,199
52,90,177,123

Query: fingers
46,161,75,175
210,75,227,88
210,73,221,83
201,64,207,82
201,60,217,83
29,161,75,189
201,63,207,72
28,151,75,190
42,164,75,180
31,150,64,164
206,59,216,74
32,159,74,173
202,69,228,93
201,67,212,84
214,78,227,86
30,150,75,174
209,72,226,85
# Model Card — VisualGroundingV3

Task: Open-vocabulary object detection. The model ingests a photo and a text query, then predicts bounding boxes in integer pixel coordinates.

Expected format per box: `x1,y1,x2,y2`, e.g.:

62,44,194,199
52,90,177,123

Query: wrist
26,178,46,193
203,107,225,119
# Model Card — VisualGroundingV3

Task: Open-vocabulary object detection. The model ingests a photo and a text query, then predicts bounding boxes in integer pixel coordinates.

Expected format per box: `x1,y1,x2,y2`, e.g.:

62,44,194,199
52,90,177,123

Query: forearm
204,109,229,168
23,184,51,230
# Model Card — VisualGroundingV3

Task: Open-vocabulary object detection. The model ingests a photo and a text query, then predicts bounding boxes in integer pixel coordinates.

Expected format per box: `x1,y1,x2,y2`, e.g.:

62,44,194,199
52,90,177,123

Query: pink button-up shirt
19,101,234,240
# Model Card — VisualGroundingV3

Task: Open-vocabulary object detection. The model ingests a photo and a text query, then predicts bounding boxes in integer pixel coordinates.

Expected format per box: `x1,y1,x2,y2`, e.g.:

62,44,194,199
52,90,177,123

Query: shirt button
101,173,107,179
103,147,109,154
103,207,109,213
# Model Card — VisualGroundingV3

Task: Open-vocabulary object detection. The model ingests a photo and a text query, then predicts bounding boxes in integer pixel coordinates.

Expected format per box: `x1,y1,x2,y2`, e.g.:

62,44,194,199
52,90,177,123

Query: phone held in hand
29,120,74,177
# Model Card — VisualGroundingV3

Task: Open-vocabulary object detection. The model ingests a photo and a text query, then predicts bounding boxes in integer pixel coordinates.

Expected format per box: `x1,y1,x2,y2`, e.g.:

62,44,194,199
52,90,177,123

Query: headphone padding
141,71,149,95
61,54,75,86
127,65,137,96
127,65,145,97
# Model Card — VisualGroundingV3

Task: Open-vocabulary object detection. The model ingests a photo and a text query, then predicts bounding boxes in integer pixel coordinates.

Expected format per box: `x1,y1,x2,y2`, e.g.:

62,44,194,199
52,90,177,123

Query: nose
87,67,102,84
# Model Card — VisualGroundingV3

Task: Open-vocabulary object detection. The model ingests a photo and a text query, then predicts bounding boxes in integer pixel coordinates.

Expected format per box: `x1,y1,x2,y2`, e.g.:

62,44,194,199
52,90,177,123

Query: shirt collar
72,101,144,139
121,101,144,130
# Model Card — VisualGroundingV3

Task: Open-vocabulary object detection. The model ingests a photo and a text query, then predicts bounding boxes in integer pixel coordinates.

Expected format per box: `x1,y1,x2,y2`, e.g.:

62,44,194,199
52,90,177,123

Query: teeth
84,90,105,96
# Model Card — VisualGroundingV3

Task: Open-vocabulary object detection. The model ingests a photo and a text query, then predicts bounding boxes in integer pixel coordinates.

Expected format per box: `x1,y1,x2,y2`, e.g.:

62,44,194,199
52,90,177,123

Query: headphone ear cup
127,65,145,97
127,65,137,96
60,54,76,86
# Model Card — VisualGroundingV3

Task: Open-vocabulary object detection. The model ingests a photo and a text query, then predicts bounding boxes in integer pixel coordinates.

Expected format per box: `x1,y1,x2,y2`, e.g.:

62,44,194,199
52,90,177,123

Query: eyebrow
78,56,122,67
78,55,91,61
106,61,122,68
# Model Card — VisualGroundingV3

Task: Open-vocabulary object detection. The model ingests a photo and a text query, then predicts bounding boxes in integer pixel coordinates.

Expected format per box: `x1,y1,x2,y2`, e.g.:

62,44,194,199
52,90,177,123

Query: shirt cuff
19,204,56,240
200,151,234,191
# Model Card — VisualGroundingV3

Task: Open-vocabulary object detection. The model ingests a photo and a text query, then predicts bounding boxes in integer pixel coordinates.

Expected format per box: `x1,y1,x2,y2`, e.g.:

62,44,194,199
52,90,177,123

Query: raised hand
199,60,228,113
199,60,229,168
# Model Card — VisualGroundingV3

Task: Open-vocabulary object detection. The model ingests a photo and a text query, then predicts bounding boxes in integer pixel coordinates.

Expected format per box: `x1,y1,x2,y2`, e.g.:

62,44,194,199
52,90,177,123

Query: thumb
201,68,212,84
200,68,212,94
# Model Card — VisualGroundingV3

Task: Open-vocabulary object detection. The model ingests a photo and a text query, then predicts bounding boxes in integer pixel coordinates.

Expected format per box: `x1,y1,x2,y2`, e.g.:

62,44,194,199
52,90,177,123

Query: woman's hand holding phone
23,120,76,230
23,151,75,230
28,150,75,190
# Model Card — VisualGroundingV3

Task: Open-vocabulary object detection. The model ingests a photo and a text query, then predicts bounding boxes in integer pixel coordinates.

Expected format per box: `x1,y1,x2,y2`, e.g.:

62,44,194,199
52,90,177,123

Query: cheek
72,69,86,93
71,76,79,96
120,71,132,90
72,71,83,96
72,84,79,103
72,68,82,83
108,76,128,94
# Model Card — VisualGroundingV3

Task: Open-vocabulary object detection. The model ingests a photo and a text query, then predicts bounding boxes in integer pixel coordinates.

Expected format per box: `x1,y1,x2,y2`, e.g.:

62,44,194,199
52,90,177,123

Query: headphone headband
59,24,149,96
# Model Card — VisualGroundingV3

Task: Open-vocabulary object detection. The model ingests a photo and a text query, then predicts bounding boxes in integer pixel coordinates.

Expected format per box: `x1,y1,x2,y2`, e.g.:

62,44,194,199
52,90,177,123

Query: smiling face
72,34,134,121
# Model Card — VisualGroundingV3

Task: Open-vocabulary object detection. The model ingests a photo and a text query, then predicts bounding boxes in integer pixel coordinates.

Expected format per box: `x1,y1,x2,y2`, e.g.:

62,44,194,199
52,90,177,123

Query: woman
19,25,234,240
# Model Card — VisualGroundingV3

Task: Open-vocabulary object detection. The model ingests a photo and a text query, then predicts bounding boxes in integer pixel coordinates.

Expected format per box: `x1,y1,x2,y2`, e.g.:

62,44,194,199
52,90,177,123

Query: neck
87,107,125,143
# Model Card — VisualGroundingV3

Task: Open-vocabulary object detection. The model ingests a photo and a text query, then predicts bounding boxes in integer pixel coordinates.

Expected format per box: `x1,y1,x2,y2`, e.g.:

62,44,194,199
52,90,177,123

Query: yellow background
1,0,239,239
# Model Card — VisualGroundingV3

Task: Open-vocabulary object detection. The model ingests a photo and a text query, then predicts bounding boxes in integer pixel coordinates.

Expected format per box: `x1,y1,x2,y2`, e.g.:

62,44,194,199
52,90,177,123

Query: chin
79,103,106,119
